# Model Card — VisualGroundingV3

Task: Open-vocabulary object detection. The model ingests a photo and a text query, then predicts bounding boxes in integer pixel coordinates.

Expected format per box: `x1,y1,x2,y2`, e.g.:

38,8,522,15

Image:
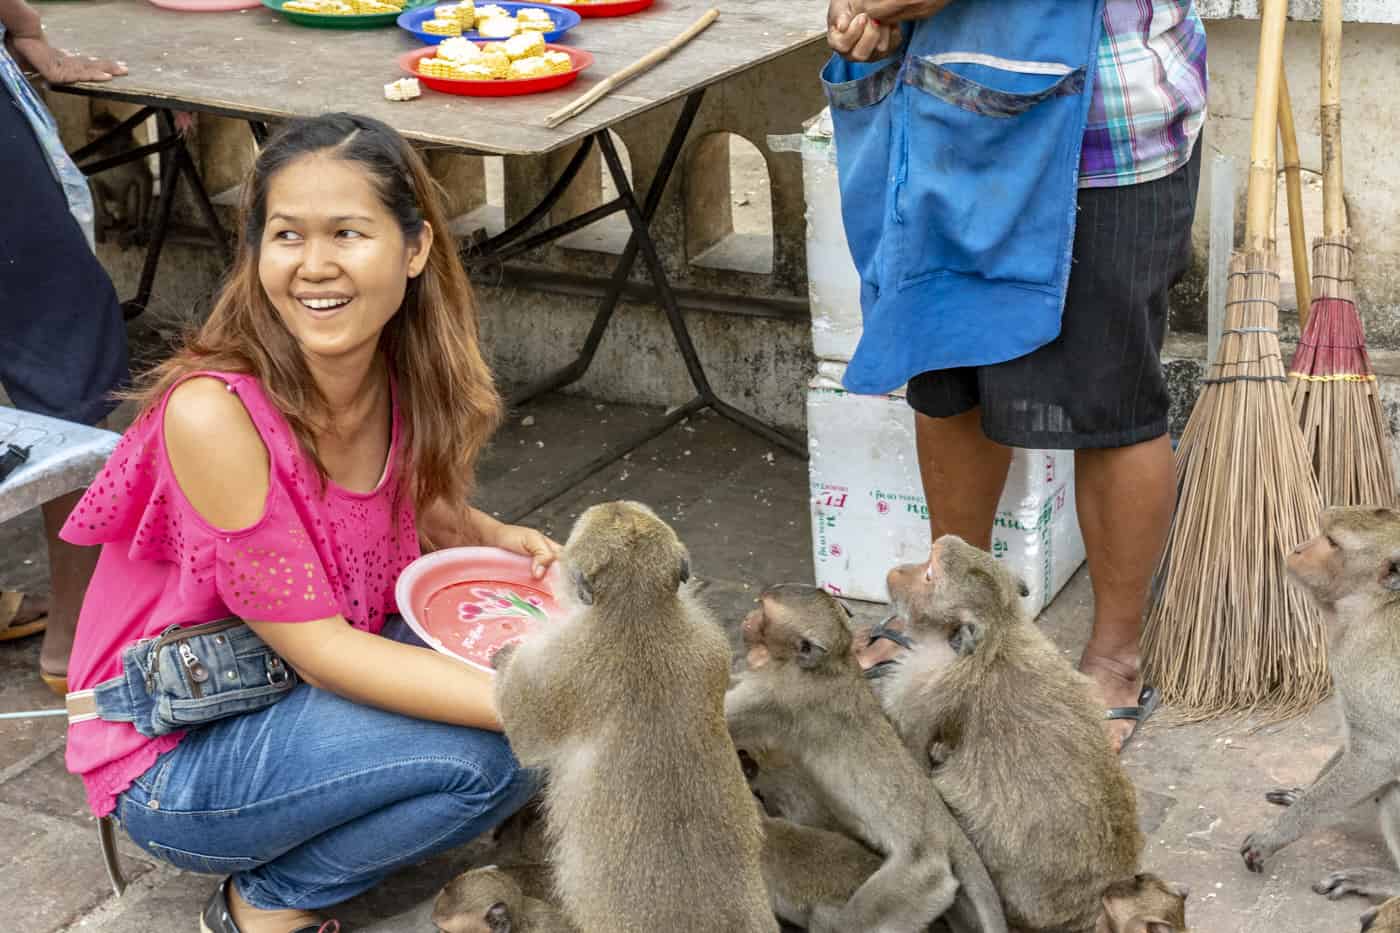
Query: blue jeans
114,619,536,911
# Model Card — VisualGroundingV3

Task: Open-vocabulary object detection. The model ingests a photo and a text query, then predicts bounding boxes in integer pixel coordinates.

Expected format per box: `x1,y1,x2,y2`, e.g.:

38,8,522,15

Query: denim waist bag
65,618,298,737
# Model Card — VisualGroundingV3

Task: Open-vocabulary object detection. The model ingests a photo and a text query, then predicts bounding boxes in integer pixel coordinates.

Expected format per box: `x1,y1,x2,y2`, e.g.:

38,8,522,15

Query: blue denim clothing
114,619,536,911
821,0,1106,395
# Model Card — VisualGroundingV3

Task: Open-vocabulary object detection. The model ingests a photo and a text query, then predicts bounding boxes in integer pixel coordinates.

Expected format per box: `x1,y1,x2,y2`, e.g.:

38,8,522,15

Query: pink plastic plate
147,0,263,11
396,547,563,673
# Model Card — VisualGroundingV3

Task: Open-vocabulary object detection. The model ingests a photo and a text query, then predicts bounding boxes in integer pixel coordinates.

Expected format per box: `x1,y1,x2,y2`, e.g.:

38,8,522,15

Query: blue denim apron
822,0,1105,395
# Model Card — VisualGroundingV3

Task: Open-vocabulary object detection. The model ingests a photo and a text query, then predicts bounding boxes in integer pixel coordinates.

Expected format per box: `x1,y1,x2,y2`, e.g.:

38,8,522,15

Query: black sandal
1104,685,1161,750
200,878,339,933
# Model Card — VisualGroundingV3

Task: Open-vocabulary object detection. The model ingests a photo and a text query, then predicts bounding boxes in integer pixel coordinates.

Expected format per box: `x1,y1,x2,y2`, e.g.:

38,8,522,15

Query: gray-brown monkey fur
883,536,1143,933
433,867,575,933
86,112,153,246
1094,873,1190,933
725,583,1007,933
758,805,882,928
492,501,776,933
740,745,845,834
1362,897,1400,932
1242,507,1400,906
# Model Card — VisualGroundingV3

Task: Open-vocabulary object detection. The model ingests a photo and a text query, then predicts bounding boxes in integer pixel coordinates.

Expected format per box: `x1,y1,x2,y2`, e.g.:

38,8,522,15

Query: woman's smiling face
258,152,433,364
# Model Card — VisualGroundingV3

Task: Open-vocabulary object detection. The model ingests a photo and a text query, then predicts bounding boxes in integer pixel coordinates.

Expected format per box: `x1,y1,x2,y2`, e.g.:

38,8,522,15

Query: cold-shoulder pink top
60,371,421,817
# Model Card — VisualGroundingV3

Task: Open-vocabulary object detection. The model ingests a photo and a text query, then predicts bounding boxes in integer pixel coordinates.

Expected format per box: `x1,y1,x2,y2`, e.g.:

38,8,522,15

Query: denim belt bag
65,618,298,737
821,0,1105,396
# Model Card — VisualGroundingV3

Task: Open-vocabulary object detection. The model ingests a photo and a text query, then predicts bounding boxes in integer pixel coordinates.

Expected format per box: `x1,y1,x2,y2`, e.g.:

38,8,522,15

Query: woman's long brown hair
129,113,503,526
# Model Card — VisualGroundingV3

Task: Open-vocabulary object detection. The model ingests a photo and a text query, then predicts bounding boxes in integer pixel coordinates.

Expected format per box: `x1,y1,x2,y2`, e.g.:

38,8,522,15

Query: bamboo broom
1141,0,1329,723
1286,0,1397,508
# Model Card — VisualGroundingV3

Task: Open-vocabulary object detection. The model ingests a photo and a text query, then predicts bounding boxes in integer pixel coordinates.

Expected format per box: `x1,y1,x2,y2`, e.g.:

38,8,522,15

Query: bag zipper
143,618,242,699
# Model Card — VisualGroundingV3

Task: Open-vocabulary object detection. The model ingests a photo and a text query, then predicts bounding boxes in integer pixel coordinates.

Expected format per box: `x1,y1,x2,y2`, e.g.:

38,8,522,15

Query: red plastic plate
397,44,591,97
396,547,564,673
561,0,654,18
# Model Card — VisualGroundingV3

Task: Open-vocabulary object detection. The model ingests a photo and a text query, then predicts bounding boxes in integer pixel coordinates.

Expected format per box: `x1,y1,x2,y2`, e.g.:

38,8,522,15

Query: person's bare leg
228,881,324,933
38,487,97,688
1074,433,1174,752
857,408,1012,668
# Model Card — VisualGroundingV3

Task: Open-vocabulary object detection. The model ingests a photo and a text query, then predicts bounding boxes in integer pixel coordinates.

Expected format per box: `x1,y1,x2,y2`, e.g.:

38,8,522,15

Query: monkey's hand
11,37,127,84
491,642,519,672
1266,787,1304,807
1240,830,1282,873
927,741,951,770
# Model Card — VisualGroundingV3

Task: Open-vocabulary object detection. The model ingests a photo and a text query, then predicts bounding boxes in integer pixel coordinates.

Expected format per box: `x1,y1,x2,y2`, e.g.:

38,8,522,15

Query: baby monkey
882,536,1143,933
433,867,575,933
1095,873,1190,933
726,583,1006,933
1242,507,1400,913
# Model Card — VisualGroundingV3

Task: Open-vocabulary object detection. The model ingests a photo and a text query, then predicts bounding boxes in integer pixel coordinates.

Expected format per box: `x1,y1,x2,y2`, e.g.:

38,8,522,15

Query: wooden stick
1279,71,1311,325
543,9,720,129
1321,0,1344,237
1245,0,1288,250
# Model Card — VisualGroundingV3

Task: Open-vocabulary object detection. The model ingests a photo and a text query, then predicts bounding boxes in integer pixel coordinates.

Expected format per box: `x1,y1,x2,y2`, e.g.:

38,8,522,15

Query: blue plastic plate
397,1,579,43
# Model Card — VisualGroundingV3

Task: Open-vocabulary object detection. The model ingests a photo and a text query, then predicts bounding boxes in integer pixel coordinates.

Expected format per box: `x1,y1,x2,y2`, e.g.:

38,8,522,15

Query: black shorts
0,91,128,426
906,141,1202,450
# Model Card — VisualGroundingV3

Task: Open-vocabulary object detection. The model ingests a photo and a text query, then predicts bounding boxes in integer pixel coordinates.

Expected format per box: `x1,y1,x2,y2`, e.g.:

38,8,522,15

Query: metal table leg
463,90,806,521
73,108,231,320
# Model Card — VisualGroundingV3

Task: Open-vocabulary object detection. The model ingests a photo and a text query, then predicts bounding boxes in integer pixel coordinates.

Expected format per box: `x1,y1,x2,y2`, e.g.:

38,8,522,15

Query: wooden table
37,0,820,507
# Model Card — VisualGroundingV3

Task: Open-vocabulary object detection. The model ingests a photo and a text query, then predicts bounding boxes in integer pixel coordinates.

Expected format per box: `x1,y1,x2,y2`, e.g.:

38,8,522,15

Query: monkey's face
1287,506,1400,606
741,584,852,672
562,501,690,606
1361,896,1400,932
1095,873,1188,933
433,868,520,933
887,536,1028,643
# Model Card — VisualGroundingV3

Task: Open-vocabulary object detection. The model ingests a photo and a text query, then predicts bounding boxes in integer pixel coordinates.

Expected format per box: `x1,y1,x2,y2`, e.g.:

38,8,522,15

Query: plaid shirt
1080,0,1208,187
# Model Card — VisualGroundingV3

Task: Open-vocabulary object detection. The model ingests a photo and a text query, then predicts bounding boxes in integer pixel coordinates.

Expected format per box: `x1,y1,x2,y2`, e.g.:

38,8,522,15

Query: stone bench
0,407,125,894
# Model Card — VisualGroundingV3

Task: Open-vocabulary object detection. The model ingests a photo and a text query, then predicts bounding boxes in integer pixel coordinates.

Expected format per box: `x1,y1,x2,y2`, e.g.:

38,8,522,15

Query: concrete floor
0,394,1386,933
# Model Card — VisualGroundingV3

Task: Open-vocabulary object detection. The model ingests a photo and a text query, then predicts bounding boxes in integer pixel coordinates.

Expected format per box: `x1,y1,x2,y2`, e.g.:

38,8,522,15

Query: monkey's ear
795,637,828,670
1382,558,1400,591
486,901,513,933
571,566,595,606
949,620,984,657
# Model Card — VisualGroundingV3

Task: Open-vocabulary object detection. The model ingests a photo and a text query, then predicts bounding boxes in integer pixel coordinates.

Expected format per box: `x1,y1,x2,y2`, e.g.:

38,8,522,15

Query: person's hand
10,36,127,84
487,523,563,580
853,0,955,25
828,0,902,62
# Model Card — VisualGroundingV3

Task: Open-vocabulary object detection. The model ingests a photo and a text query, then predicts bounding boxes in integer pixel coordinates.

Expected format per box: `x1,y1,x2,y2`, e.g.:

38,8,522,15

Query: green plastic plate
261,0,432,29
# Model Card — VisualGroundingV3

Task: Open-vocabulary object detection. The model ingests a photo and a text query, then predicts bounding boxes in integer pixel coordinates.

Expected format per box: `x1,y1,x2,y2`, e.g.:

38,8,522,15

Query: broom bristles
1143,249,1330,724
1288,233,1397,507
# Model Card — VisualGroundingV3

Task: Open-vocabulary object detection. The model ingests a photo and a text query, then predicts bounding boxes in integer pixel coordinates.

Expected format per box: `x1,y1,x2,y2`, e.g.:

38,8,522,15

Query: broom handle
543,10,720,129
1245,0,1287,250
1279,71,1311,325
1321,0,1344,236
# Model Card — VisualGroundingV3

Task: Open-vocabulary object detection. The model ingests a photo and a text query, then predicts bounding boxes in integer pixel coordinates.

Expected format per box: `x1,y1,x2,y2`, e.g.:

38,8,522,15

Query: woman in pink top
60,113,554,933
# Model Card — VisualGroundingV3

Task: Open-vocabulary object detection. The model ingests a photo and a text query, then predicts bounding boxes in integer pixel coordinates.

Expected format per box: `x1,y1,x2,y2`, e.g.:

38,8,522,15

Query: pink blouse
60,371,421,817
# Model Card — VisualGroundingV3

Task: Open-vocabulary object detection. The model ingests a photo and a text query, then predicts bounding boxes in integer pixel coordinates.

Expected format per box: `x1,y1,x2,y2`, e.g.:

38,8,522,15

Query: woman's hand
828,0,902,62
487,522,563,580
10,36,127,83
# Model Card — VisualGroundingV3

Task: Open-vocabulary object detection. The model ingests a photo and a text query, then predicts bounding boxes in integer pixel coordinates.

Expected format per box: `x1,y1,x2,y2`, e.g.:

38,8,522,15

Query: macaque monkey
739,746,844,834
492,501,776,933
1242,507,1400,912
759,808,884,928
1094,873,1190,933
86,111,153,246
882,536,1144,933
1362,897,1400,932
433,867,575,933
726,583,1007,933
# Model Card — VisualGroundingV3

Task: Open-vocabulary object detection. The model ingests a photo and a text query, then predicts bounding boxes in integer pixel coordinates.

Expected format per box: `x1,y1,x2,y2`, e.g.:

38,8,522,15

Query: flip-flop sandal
0,590,48,642
1105,685,1161,750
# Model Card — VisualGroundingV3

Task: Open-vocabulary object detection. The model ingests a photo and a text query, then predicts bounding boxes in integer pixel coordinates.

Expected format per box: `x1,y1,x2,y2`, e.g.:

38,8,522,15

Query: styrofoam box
798,114,863,363
807,361,1086,616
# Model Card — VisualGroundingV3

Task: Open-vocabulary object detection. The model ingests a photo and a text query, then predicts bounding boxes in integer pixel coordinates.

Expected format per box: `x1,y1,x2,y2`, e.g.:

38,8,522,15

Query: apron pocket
897,53,1087,289
822,53,904,303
